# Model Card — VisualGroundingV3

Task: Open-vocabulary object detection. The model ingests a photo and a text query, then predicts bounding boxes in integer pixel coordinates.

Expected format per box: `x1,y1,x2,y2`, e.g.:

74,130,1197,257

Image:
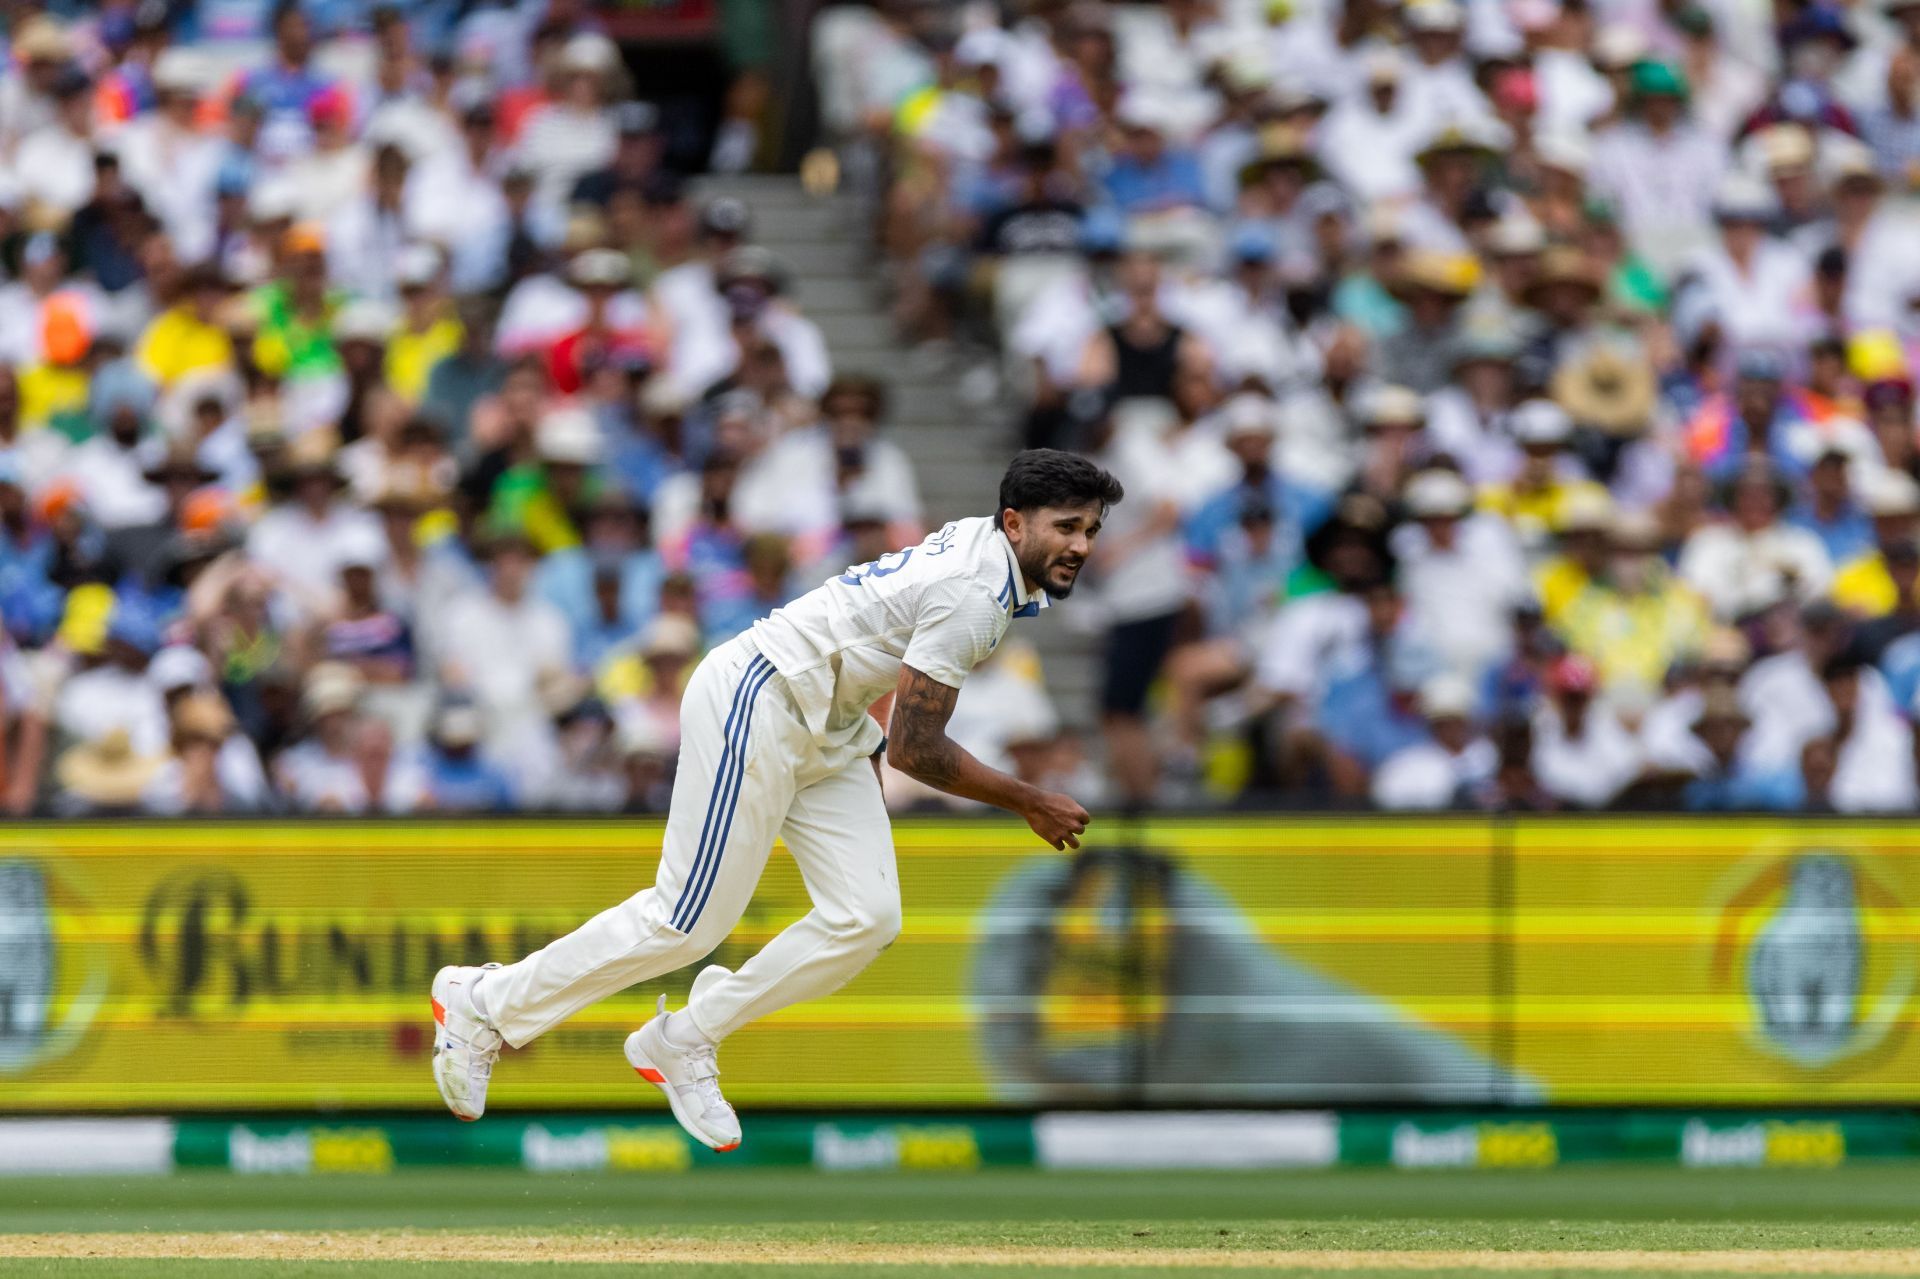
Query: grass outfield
4,1166,1920,1276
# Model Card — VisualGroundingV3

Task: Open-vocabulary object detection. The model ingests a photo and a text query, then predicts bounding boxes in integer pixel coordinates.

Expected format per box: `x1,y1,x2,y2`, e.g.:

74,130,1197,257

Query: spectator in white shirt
327,142,422,302
1680,174,1811,356
516,33,620,212
1372,673,1497,808
1531,653,1645,807
116,51,224,263
436,526,574,760
1394,467,1530,675
1588,60,1729,277
245,432,384,606
67,363,165,530
1679,459,1833,618
1821,651,1920,811
17,66,99,220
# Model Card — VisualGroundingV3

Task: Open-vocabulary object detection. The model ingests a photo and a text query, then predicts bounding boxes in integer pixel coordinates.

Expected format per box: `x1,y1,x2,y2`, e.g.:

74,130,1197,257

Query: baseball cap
1403,468,1473,518
1510,399,1574,447
616,101,661,136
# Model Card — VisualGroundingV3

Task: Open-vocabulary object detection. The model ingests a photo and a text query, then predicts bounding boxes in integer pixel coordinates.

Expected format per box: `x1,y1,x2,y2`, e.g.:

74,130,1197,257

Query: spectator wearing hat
1313,575,1448,799
284,83,369,226
1378,249,1478,394
54,596,170,759
418,698,516,812
1477,399,1611,553
1531,653,1644,807
118,51,223,260
327,142,424,303
1833,467,1920,615
484,405,606,554
1678,459,1833,619
68,362,165,531
1788,445,1876,563
546,247,653,397
51,727,164,817
713,245,831,402
1682,348,1864,485
17,65,101,219
143,690,265,815
1557,510,1710,711
1818,649,1920,811
1675,687,1798,810
518,33,622,209
1395,467,1530,676
252,221,345,383
274,660,424,813
1370,673,1496,809
604,610,701,765
136,266,237,390
535,489,666,670
1319,49,1423,204
1681,175,1812,356
435,522,573,759
312,519,413,683
245,429,382,602
368,249,453,404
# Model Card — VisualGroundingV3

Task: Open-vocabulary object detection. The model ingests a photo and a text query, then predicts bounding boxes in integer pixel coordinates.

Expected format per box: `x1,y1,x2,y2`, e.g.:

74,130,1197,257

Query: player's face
1008,502,1103,599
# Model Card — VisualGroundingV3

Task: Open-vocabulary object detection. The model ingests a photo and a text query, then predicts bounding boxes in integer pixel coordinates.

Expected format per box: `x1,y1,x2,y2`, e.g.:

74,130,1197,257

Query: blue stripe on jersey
673,655,776,933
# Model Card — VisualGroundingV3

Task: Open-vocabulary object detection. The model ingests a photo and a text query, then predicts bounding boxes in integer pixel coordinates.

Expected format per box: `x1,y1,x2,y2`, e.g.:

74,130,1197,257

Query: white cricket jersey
750,516,1050,747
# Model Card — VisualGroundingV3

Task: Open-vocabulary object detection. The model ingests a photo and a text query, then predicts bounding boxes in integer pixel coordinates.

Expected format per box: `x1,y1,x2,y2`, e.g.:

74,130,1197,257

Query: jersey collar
995,529,1050,619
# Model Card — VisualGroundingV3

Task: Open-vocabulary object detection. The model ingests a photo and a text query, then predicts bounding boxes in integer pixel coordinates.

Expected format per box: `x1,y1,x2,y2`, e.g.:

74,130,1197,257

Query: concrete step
742,203,858,245
812,312,896,349
780,242,871,276
790,276,880,314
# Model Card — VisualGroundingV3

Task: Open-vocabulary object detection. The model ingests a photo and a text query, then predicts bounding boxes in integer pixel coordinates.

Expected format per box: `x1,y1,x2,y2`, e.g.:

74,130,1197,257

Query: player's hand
1025,791,1090,850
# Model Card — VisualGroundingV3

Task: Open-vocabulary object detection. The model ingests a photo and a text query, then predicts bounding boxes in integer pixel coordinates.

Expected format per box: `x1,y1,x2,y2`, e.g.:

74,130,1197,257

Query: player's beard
1021,547,1081,599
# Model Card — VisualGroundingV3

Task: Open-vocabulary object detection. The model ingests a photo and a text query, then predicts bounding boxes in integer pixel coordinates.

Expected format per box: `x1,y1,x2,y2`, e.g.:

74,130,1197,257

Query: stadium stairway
693,174,1102,726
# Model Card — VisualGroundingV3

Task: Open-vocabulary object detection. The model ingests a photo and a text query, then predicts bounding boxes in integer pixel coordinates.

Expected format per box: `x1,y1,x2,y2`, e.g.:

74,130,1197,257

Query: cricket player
431,449,1123,1150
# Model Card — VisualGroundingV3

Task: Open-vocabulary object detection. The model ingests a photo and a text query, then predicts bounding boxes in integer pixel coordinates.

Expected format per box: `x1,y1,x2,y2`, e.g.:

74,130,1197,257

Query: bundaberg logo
1711,850,1914,1068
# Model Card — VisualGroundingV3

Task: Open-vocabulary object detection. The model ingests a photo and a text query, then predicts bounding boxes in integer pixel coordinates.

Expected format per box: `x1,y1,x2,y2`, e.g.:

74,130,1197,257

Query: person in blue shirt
1184,395,1334,575
1681,687,1801,810
421,700,516,813
535,491,665,668
1099,98,1208,216
1787,446,1875,564
1314,579,1444,797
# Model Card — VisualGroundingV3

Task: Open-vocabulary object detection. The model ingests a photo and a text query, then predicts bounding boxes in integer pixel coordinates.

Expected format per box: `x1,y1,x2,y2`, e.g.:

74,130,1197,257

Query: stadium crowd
816,0,1920,814
14,0,1920,816
0,0,937,815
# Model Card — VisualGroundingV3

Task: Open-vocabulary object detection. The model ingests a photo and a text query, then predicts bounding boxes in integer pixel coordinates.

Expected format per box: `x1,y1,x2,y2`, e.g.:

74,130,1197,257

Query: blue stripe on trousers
681,654,763,918
673,654,775,932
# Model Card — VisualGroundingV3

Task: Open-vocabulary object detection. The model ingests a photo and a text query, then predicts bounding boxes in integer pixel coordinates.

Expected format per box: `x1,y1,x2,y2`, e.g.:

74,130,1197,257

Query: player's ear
1001,507,1022,542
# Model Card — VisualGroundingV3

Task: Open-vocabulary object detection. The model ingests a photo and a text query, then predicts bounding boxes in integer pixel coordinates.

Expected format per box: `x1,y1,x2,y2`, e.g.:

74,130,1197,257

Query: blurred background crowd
10,0,1920,816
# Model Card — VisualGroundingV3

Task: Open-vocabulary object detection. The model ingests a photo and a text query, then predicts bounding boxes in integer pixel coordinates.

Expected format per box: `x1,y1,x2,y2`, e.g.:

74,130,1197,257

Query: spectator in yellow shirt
386,245,463,404
1477,399,1612,557
1530,487,1616,625
1831,469,1920,617
135,265,235,388
1556,510,1709,712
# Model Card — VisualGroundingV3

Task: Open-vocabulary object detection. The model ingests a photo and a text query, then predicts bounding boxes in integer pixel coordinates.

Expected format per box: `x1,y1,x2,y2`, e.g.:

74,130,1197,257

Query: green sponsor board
1341,1112,1920,1168
173,1115,1037,1173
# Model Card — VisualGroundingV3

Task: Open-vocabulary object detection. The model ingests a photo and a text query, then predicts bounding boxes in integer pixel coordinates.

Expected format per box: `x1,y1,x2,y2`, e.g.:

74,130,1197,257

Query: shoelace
685,1042,728,1112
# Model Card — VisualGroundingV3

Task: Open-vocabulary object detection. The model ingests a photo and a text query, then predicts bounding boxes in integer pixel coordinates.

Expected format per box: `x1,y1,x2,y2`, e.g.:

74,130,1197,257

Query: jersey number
838,548,913,586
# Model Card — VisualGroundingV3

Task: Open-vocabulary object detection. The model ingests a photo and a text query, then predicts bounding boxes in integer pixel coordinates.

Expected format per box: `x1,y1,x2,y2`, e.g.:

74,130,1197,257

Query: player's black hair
994,449,1124,527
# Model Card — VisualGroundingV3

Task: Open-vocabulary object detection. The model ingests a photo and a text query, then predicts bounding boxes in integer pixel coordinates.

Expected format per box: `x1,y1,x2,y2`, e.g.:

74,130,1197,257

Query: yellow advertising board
0,818,1915,1109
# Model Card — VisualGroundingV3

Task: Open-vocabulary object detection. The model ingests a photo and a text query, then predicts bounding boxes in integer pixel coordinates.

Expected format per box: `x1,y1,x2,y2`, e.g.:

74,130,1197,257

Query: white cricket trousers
483,633,900,1048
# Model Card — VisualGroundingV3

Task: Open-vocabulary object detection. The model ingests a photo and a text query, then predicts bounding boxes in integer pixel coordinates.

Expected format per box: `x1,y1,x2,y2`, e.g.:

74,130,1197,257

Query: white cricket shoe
431,963,502,1121
625,983,741,1152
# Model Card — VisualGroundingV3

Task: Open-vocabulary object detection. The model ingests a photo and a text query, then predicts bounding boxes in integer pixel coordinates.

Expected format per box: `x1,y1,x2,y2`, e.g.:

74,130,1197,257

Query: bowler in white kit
431,449,1124,1149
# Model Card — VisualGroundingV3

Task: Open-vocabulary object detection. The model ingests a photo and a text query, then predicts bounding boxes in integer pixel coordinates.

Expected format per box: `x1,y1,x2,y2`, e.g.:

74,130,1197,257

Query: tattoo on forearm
891,670,963,787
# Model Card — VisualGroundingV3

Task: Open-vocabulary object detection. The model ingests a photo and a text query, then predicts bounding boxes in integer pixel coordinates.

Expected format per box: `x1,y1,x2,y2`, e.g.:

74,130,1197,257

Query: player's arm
887,664,1090,849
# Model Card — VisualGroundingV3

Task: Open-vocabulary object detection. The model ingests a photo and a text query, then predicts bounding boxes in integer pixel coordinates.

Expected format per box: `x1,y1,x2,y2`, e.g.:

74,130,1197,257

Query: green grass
4,1166,1920,1276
